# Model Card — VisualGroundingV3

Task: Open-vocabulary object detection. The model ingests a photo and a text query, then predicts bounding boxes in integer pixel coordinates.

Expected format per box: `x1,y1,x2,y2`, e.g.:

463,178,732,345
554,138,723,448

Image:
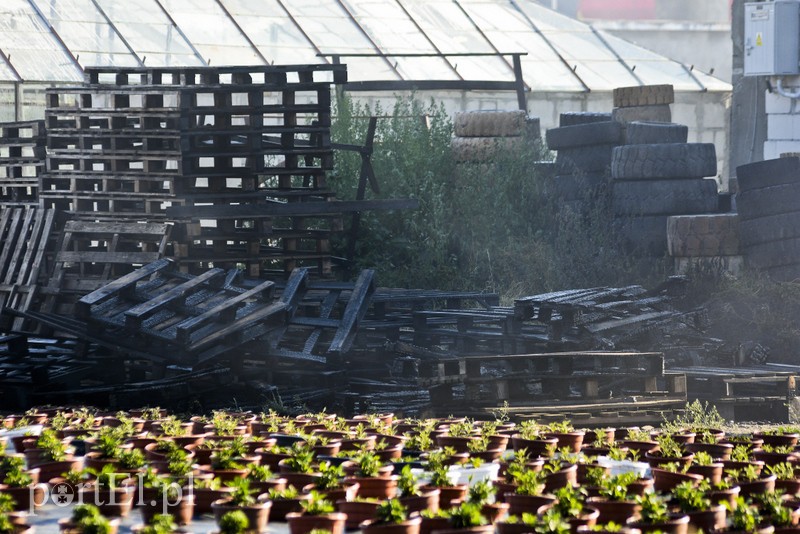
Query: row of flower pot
2,405,800,534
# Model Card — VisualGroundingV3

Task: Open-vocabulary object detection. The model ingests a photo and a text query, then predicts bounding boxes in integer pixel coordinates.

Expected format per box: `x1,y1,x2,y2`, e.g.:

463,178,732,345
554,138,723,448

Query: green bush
330,94,666,298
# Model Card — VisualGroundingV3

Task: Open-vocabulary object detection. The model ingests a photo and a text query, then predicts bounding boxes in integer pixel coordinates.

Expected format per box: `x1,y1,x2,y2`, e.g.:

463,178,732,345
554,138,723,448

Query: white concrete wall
346,88,731,189
764,77,800,160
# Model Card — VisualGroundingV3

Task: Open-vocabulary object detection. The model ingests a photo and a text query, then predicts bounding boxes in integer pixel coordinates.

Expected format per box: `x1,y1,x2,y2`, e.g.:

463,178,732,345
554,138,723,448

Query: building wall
346,88,732,190
763,77,800,160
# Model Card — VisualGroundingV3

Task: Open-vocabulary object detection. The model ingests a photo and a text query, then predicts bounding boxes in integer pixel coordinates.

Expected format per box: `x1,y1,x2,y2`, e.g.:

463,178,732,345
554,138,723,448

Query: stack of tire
609,85,720,257
544,111,621,214
451,111,540,163
666,213,742,276
736,156,800,281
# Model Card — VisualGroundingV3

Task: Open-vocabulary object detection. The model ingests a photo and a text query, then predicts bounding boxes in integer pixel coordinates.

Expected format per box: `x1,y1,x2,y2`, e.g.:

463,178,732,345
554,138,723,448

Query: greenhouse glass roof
0,0,730,92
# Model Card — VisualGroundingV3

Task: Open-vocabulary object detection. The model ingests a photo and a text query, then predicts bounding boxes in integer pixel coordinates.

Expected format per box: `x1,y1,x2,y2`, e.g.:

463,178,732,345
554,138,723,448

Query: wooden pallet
83,65,348,87
0,121,46,205
40,220,171,316
0,206,57,330
68,258,304,366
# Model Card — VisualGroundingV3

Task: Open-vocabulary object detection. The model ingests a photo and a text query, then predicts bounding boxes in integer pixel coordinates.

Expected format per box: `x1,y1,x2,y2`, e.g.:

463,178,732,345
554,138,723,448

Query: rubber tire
611,143,717,180
613,84,675,108
625,121,688,145
555,144,615,173
739,211,800,248
612,105,672,124
737,182,800,221
612,178,719,216
559,112,612,127
453,111,526,137
451,136,525,163
546,121,622,150
613,214,669,256
736,156,800,193
666,214,740,257
744,237,800,270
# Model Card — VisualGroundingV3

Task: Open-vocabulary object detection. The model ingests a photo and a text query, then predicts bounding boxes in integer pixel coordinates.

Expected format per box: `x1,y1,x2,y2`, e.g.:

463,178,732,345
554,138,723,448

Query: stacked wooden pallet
0,121,46,206
41,65,348,277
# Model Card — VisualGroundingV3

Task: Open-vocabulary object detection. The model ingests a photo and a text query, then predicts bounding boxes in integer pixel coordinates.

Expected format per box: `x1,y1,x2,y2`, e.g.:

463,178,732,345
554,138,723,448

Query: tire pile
451,110,539,163
736,156,800,281
545,111,620,215
609,85,721,257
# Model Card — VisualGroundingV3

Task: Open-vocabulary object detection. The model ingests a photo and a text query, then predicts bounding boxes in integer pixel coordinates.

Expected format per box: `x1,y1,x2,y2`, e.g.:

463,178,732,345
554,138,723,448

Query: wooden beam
166,198,419,219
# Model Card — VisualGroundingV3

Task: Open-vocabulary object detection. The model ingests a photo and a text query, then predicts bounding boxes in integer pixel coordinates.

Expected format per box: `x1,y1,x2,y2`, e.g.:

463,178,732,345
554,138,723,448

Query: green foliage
36,428,69,461
141,514,177,534
598,472,639,502
671,480,711,512
766,461,797,481
268,485,300,500
93,427,125,459
159,416,188,437
513,469,546,496
467,479,496,505
448,502,487,529
397,465,421,497
584,467,608,488
212,448,245,471
353,450,382,478
118,448,146,470
72,504,112,534
654,435,684,459
662,400,725,434
0,494,15,514
247,464,274,483
692,451,715,466
0,514,12,534
3,466,32,488
447,419,474,438
219,510,250,534
553,485,586,519
374,499,408,524
329,94,662,299
228,478,257,506
403,431,433,452
315,462,344,491
730,444,752,463
165,449,193,477
725,497,761,532
517,421,542,441
88,464,127,489
635,493,670,524
301,491,335,515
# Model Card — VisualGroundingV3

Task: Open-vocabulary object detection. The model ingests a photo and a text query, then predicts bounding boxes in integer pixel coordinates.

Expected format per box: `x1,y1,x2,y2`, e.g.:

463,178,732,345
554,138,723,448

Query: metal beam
0,46,23,82
589,25,644,86
88,0,146,67
392,0,463,81
152,0,208,66
26,0,84,76
276,0,330,64
333,0,403,80
453,0,520,83
508,0,590,93
214,0,269,65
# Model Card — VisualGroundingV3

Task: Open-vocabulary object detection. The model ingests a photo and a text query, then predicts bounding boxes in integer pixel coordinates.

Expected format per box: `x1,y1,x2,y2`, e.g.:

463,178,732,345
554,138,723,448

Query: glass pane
159,0,264,66
36,0,139,68
458,0,583,91
400,0,515,81
97,0,204,67
0,0,83,81
0,58,18,82
342,0,458,80
0,85,15,121
220,0,321,65
284,0,399,80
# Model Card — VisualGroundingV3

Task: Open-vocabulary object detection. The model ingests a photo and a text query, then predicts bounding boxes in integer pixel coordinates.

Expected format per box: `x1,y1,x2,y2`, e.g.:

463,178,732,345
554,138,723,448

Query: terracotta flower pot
543,431,585,453
755,432,800,448
544,463,578,492
349,475,399,499
481,501,510,524
436,435,479,454
687,463,724,485
314,481,359,503
511,435,558,457
0,484,47,511
286,511,346,534
651,468,704,493
184,485,234,515
619,440,660,457
420,516,450,534
686,504,727,534
78,486,135,517
567,506,601,534
708,485,741,509
630,514,690,534
586,497,641,524
685,441,733,460
421,484,467,508
505,493,557,516
335,499,380,529
400,489,441,514
140,493,194,525
361,516,422,534
736,474,777,499
645,451,695,470
270,494,313,521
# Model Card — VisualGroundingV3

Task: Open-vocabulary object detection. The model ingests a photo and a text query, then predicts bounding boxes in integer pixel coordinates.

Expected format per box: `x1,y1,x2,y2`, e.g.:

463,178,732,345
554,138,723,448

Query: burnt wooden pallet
0,207,57,331
65,259,305,365
40,220,171,316
83,64,348,86
671,365,800,401
0,121,46,205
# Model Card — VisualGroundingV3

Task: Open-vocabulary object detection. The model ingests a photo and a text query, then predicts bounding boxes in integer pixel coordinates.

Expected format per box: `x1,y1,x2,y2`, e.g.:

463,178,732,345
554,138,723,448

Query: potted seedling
646,435,693,470
211,478,272,533
511,421,558,457
133,514,179,534
313,461,358,502
727,463,776,499
216,510,250,534
437,419,478,453
767,462,800,494
0,464,44,511
185,476,234,515
552,484,600,533
139,479,195,526
543,420,585,453
722,497,773,534
505,468,555,516
420,455,467,508
671,480,727,533
466,478,508,524
361,499,422,534
629,492,689,534
436,502,492,534
246,464,286,495
650,461,704,493
586,472,643,525
286,491,346,534
346,450,397,499
397,465,440,514
267,486,312,521
58,503,120,534
278,445,320,488
79,464,135,517
687,450,724,485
